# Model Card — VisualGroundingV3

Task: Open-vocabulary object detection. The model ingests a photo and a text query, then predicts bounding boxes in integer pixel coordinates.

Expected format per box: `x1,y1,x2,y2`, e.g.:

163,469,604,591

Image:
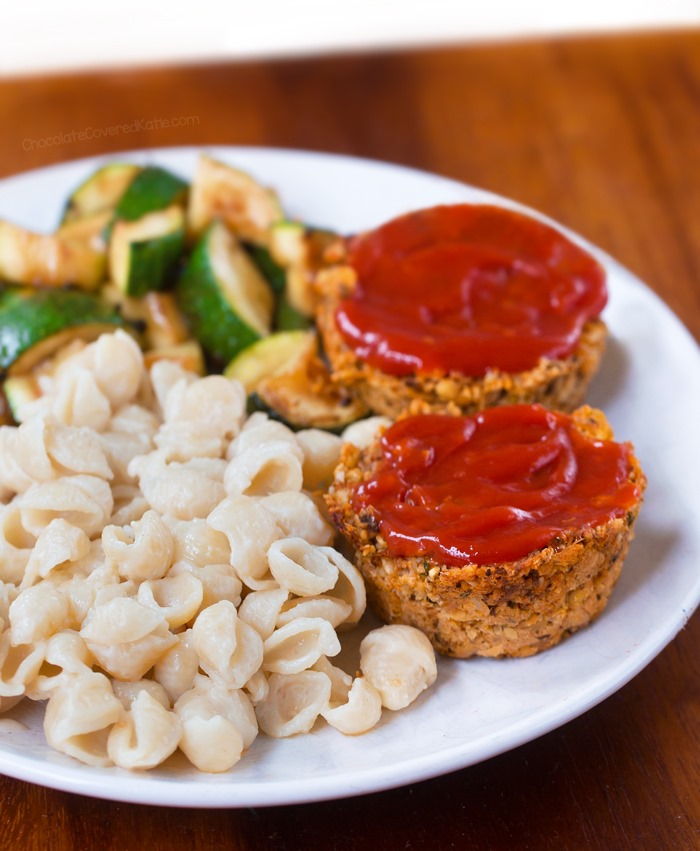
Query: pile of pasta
0,331,437,773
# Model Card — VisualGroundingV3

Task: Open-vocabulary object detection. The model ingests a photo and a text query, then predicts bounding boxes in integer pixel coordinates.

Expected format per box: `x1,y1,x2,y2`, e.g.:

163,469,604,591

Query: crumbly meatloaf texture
325,407,646,659
314,264,607,418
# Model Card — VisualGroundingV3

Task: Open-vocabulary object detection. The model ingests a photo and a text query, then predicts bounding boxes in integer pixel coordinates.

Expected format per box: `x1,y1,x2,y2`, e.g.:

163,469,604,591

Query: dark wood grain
1,29,699,851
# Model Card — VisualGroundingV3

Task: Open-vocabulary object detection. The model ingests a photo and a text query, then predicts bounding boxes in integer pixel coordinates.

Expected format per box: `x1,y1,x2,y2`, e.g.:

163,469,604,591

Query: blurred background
3,0,700,75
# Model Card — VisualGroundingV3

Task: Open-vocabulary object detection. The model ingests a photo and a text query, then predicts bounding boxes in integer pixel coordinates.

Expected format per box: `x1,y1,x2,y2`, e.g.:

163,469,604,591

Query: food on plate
0,330,436,773
315,204,608,418
326,404,646,658
225,329,368,432
0,154,366,437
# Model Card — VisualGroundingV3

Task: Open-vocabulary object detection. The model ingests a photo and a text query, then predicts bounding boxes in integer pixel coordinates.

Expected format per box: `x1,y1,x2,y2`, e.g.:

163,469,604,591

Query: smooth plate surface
0,147,698,807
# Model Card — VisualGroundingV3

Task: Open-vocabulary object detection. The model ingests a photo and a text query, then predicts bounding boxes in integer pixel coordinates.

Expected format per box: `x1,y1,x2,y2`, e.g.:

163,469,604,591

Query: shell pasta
0,331,437,773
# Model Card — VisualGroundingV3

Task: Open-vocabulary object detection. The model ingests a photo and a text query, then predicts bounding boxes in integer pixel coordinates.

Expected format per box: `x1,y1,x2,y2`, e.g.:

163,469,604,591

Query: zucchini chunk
143,340,206,375
62,163,142,224
0,220,106,290
109,205,185,297
176,221,274,364
225,329,315,392
229,329,367,431
188,155,283,245
270,221,339,318
142,292,190,349
57,210,113,252
114,166,188,222
3,375,41,422
0,286,127,375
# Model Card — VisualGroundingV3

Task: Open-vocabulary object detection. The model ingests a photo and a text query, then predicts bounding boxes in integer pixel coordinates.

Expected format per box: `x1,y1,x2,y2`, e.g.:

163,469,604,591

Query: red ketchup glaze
335,204,607,376
352,406,641,567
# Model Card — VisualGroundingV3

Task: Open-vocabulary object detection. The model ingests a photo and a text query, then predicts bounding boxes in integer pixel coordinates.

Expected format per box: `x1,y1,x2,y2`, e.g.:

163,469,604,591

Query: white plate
0,147,699,808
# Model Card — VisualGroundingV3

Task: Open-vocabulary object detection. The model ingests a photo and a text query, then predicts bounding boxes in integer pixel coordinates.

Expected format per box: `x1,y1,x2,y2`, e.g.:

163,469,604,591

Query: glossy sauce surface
353,406,640,566
336,205,607,376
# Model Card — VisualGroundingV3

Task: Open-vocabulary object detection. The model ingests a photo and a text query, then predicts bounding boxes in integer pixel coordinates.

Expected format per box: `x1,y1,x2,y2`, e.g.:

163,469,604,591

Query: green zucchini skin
0,287,125,372
123,229,184,298
114,166,188,222
176,229,265,365
245,244,285,295
247,390,367,435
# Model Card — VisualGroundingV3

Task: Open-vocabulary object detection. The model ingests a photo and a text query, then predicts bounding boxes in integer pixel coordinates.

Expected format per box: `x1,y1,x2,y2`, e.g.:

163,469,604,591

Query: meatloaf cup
315,204,608,418
325,405,646,658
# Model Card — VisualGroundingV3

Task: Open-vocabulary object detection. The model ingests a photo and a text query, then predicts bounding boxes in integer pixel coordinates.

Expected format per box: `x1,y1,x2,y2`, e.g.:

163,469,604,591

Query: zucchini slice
0,220,106,290
3,375,41,422
270,222,339,318
224,329,315,392
114,166,188,223
228,329,367,431
176,221,274,364
143,340,206,375
109,205,185,297
142,292,190,349
56,210,112,252
188,155,283,245
62,163,142,224
0,287,127,375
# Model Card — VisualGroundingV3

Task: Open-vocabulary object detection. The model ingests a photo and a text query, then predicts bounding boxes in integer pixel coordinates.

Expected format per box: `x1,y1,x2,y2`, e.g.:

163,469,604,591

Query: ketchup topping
352,406,640,567
336,205,607,376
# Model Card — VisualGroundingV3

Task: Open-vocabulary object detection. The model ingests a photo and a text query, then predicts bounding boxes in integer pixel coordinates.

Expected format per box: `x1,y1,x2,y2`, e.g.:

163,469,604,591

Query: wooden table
1,29,699,850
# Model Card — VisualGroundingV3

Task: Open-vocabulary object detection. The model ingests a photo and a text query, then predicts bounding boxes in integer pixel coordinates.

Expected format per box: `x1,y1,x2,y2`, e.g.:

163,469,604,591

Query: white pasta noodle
107,690,182,770
137,572,203,629
257,491,334,546
102,510,174,582
267,538,339,597
238,587,289,640
262,617,341,675
26,630,93,699
243,669,269,705
175,675,257,772
0,632,45,697
16,475,113,539
191,600,263,689
294,429,343,491
9,584,71,645
207,496,280,589
165,517,231,568
20,518,90,589
44,671,124,767
148,361,197,420
51,368,112,431
227,413,299,459
152,629,199,704
0,506,33,585
276,595,352,630
130,451,225,520
56,330,144,412
0,428,35,495
0,328,439,774
321,547,367,630
255,671,331,738
341,416,392,449
321,677,383,735
112,679,170,710
224,440,304,497
162,375,246,440
98,405,159,485
168,562,243,613
360,625,438,711
108,484,149,527
80,597,177,681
